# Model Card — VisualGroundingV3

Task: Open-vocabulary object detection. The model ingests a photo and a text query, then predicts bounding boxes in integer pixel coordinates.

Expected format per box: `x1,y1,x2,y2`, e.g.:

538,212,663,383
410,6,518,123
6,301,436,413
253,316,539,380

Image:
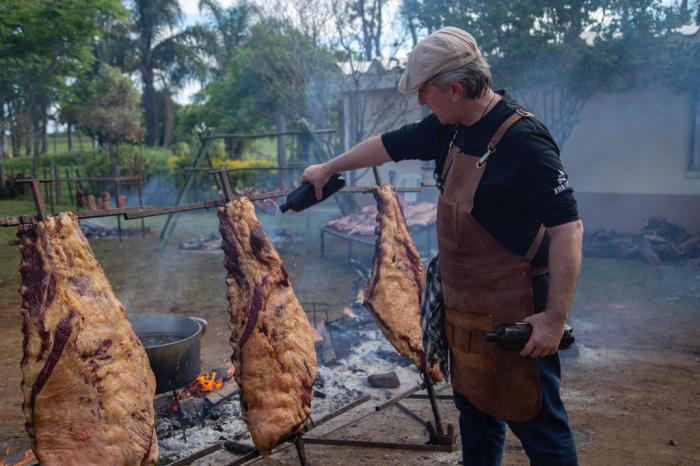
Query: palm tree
128,0,209,146
198,0,257,79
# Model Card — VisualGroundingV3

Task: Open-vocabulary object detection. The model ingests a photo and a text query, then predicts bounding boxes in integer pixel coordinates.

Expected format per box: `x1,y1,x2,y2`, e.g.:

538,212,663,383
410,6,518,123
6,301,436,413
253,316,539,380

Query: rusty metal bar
340,186,420,193
1,206,157,227
395,401,430,426
407,394,454,400
167,442,223,466
374,383,425,412
124,191,289,220
304,393,372,432
16,176,141,183
301,438,455,452
203,128,336,140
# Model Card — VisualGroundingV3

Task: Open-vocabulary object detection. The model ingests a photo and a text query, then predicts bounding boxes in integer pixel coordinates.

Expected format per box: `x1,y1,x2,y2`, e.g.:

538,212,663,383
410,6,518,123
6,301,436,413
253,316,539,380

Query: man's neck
458,89,501,127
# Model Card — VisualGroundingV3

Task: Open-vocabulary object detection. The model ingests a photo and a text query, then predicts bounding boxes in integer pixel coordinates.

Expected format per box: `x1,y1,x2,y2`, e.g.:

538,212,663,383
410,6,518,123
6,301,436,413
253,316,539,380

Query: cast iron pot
128,313,207,394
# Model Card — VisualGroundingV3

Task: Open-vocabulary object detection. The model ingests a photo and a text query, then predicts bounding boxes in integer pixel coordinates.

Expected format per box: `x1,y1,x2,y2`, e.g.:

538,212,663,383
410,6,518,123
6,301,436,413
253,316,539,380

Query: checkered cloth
420,255,449,381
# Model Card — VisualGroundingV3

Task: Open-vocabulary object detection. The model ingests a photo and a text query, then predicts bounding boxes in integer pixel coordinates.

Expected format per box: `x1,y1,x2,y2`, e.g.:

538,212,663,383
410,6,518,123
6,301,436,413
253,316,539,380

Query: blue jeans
453,353,578,466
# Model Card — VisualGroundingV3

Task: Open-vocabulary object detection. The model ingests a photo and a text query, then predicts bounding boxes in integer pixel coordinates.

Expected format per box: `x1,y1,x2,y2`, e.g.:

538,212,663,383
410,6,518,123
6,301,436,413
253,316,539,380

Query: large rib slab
219,198,316,454
18,213,157,466
364,185,443,381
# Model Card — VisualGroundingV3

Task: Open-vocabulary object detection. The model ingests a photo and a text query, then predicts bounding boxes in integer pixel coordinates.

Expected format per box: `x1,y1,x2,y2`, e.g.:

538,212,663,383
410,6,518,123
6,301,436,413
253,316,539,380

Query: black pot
128,313,207,394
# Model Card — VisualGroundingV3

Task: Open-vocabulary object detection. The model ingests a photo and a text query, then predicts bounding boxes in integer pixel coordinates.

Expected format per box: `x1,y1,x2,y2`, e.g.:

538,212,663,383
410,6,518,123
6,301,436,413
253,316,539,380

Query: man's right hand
301,163,332,200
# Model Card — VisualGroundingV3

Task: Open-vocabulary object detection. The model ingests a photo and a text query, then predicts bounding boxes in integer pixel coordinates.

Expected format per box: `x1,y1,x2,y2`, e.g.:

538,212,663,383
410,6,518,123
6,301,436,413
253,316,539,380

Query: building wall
341,76,700,233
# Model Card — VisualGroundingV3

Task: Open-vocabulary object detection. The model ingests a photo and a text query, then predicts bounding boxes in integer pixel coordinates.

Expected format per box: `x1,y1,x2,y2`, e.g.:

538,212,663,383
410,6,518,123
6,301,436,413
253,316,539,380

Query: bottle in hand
279,173,346,213
485,323,575,351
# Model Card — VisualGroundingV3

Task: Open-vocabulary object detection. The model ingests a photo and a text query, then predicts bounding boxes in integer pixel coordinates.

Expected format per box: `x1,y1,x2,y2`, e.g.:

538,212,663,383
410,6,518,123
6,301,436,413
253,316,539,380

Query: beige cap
398,26,482,94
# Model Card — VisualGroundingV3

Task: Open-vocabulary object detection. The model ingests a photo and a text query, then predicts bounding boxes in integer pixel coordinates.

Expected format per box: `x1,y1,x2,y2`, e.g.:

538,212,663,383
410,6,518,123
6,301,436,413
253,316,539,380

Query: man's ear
449,82,464,101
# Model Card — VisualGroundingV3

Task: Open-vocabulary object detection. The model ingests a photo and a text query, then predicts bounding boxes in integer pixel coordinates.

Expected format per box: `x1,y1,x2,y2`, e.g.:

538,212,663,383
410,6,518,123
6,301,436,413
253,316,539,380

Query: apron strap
525,224,549,276
488,109,533,152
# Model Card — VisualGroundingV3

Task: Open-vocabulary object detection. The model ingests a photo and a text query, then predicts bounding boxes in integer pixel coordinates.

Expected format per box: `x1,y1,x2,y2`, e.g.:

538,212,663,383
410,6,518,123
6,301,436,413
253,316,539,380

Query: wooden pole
65,168,73,209
137,169,145,238
52,164,61,205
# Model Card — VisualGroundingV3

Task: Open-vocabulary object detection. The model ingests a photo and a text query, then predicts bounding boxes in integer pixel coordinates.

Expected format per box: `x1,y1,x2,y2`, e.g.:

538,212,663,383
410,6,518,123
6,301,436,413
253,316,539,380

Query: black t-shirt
381,92,579,310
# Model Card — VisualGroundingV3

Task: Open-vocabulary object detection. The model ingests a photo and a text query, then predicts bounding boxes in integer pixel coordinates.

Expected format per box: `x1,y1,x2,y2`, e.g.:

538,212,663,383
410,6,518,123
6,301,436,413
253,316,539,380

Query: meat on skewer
364,185,443,381
219,198,317,455
17,213,158,465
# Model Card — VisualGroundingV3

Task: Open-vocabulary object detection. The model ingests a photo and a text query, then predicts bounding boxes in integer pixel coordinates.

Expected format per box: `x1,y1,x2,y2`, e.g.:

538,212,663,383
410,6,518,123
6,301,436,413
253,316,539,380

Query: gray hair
428,55,492,99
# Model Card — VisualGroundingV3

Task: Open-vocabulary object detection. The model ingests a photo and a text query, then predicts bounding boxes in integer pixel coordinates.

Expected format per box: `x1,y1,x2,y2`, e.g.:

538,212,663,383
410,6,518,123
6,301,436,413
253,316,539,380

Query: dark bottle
279,173,346,213
485,323,575,351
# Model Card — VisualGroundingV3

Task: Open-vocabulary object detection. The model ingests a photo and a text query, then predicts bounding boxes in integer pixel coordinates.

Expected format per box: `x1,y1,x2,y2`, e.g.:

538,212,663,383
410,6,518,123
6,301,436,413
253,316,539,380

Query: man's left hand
520,312,566,358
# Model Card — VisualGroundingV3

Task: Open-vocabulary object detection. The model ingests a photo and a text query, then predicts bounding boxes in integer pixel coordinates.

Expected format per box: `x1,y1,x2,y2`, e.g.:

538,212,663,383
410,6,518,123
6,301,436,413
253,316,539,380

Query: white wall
564,87,700,195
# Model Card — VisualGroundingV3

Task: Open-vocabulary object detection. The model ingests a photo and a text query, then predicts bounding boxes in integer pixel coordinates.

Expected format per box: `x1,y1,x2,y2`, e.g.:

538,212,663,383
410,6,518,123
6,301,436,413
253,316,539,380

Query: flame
0,449,36,466
183,365,237,398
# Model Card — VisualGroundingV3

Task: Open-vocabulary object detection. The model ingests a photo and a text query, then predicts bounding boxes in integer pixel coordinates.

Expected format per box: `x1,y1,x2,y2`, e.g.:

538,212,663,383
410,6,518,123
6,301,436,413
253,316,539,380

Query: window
688,90,700,176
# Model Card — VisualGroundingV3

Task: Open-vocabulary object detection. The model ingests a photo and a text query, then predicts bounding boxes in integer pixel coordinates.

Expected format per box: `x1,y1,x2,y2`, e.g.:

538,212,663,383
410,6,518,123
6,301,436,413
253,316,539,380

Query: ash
155,306,422,464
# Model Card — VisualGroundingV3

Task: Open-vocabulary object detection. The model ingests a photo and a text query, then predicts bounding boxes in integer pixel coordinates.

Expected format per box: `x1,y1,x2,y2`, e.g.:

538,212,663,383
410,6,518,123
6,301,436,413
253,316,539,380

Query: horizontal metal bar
407,394,454,400
185,166,304,172
15,176,141,183
167,442,223,466
125,191,289,219
204,128,336,140
302,437,455,452
304,393,372,432
1,206,157,227
340,186,421,193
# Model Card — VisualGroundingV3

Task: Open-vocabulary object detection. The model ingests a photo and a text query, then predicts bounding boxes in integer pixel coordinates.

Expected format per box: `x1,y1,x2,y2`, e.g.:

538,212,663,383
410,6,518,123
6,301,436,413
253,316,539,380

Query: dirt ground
0,207,698,465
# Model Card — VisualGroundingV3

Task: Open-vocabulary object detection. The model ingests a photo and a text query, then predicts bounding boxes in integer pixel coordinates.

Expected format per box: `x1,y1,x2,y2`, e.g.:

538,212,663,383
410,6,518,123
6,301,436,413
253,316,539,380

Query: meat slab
218,198,317,454
364,185,443,381
17,213,158,465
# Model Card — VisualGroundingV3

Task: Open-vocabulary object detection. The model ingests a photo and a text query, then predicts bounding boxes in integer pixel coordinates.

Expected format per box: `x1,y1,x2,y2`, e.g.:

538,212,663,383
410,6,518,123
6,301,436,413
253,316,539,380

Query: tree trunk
142,67,159,146
0,101,6,159
41,116,48,155
162,87,174,148
276,113,288,188
67,123,73,152
30,93,42,178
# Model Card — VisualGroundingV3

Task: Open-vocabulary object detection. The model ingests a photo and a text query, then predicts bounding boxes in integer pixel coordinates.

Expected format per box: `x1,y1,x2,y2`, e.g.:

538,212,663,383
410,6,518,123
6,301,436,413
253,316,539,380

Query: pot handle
190,316,208,336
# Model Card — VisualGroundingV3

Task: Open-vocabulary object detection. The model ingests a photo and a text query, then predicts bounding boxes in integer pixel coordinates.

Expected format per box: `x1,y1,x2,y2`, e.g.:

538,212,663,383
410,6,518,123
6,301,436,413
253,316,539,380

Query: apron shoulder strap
488,109,534,152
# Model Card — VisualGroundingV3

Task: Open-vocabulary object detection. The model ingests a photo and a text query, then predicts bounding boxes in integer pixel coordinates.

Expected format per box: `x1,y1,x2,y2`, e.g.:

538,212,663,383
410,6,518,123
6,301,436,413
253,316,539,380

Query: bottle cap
279,202,290,213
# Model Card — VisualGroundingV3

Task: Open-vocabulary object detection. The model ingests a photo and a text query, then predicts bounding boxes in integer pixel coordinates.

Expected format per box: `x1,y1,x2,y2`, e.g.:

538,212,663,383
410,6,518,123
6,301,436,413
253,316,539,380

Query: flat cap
398,26,482,94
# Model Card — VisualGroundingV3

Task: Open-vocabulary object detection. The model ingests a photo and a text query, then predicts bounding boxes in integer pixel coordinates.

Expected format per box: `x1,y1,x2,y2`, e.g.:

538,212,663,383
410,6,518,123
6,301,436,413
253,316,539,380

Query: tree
124,0,209,146
76,65,143,176
398,0,683,148
0,0,124,175
198,0,258,79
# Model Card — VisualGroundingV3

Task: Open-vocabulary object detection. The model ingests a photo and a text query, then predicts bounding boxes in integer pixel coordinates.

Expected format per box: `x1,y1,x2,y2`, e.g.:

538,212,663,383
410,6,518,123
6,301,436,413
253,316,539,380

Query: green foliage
196,22,341,134
76,65,143,144
398,0,689,147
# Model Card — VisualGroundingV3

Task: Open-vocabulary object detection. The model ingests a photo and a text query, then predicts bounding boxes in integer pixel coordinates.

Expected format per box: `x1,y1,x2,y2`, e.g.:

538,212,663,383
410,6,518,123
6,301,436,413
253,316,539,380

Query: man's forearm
545,220,584,322
326,136,392,173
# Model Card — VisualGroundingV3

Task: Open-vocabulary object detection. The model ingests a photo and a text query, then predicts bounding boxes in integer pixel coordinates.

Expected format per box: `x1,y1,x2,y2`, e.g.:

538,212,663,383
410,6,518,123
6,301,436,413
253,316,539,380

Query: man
302,26,582,466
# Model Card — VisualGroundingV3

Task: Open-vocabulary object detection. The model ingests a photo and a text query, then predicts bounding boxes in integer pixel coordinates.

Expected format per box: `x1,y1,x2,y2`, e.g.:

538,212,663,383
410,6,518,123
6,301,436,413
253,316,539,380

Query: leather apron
438,109,547,423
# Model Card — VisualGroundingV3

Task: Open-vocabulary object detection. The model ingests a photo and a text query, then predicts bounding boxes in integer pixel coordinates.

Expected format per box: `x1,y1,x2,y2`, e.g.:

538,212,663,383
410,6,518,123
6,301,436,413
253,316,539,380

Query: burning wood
186,366,236,398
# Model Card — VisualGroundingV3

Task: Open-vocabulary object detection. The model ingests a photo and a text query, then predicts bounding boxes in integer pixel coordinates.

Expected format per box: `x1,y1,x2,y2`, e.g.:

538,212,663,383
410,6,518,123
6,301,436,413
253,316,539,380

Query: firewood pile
326,202,436,236
584,217,700,266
